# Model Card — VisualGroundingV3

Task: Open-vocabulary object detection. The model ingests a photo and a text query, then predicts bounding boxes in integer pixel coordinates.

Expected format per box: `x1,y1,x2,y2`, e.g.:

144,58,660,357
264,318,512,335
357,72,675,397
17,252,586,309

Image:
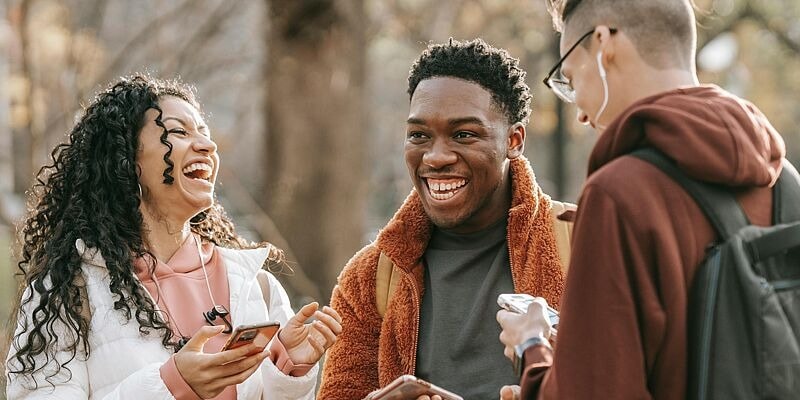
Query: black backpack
632,148,800,400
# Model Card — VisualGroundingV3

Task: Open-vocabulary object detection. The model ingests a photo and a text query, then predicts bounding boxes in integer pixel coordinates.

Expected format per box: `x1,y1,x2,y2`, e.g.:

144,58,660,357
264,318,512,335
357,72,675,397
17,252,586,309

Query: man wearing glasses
497,0,789,399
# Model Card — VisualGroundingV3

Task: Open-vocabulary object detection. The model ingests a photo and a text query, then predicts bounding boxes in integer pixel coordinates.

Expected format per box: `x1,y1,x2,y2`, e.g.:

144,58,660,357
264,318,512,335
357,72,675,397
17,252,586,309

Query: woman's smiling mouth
182,162,213,182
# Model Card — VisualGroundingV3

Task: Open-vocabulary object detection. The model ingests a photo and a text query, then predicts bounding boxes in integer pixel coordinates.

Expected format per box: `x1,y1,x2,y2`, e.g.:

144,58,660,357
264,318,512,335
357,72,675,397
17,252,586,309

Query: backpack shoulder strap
630,148,749,238
256,269,272,307
76,273,92,321
550,200,576,273
774,160,800,223
376,252,400,318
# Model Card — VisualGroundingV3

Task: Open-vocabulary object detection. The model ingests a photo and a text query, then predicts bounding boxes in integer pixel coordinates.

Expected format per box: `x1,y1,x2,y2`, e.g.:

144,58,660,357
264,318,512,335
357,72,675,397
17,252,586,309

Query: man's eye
454,131,475,139
407,131,427,140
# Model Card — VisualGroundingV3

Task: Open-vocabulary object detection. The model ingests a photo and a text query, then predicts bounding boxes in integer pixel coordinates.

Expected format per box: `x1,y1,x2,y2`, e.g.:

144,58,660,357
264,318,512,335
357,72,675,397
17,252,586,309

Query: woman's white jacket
5,239,318,399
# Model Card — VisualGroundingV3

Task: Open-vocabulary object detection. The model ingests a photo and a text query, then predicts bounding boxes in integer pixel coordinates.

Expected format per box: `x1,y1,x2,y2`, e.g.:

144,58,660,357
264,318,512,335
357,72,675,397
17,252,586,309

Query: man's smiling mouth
425,178,468,200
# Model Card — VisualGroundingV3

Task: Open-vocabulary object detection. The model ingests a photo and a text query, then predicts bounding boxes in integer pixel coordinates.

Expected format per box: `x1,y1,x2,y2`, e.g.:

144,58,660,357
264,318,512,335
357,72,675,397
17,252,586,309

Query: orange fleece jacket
319,156,566,399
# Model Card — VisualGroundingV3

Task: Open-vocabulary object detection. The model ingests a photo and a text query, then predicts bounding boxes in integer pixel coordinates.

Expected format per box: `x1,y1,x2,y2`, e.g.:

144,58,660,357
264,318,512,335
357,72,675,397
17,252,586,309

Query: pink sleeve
269,332,315,377
160,355,203,400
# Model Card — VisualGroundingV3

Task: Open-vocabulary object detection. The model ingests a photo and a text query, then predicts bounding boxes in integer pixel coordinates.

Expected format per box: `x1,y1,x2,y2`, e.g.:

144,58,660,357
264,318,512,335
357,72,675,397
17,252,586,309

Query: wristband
513,335,552,376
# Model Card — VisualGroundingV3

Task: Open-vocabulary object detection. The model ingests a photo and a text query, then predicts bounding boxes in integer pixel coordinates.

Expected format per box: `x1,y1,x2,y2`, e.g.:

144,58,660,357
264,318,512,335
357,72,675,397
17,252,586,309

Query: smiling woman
4,75,342,400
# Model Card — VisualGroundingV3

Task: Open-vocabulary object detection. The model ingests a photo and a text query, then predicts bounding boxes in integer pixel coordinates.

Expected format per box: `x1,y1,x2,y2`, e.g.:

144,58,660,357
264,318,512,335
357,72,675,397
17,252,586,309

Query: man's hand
279,302,343,365
500,385,521,400
496,297,552,360
175,325,270,398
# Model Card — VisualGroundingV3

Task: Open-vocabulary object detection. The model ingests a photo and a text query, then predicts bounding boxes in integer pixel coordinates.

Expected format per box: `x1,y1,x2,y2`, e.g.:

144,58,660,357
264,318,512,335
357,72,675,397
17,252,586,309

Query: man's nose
422,139,457,169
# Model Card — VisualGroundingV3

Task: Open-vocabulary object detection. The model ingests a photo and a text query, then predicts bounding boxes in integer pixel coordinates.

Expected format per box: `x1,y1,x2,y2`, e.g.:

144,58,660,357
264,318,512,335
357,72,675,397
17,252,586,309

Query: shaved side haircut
547,0,697,70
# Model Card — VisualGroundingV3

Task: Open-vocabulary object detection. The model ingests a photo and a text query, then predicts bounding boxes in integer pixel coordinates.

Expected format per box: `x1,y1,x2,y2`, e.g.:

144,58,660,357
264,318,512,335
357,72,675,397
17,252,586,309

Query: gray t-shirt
415,218,517,399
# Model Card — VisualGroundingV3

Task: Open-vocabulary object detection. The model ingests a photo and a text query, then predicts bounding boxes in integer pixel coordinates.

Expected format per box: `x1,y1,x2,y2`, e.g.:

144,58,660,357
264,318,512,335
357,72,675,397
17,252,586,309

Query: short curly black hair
407,38,532,126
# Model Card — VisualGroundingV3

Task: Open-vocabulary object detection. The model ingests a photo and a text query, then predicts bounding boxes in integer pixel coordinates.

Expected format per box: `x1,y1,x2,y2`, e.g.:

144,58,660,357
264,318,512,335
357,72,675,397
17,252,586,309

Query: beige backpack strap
76,273,92,321
551,200,576,274
376,252,400,317
256,269,272,307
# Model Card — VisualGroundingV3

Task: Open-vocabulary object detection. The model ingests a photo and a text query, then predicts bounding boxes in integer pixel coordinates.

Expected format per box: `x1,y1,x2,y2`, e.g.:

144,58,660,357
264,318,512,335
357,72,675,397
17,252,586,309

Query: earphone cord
149,234,217,347
151,271,188,342
194,234,217,306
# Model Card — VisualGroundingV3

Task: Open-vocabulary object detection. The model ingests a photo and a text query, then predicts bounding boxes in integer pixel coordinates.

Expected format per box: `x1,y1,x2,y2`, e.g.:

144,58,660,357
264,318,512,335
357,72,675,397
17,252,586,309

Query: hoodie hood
588,85,785,188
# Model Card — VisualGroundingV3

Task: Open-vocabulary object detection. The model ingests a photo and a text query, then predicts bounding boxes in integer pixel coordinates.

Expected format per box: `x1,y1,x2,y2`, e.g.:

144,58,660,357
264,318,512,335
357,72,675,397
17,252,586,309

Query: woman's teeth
182,162,212,180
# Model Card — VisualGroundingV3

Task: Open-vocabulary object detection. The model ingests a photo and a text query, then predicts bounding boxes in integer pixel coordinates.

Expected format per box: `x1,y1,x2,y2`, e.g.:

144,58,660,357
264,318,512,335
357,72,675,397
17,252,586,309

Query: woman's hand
496,297,552,361
279,302,343,365
174,325,270,399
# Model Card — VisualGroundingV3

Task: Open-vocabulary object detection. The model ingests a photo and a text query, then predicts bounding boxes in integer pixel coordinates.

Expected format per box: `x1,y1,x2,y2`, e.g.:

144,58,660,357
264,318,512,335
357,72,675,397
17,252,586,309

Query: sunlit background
1,0,799,394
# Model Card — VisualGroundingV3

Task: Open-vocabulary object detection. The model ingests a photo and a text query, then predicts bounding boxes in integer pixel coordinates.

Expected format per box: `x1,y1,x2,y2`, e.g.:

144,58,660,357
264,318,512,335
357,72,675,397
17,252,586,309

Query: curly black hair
7,74,272,387
407,38,532,126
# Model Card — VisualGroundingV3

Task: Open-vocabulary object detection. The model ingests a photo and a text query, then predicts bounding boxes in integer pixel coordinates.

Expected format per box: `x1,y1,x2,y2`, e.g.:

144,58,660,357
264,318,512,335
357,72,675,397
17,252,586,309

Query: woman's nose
193,135,218,154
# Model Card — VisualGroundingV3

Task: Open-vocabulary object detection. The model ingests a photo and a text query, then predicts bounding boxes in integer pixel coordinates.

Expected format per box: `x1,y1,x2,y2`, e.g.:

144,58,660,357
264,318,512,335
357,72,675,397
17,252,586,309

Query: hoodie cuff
269,334,315,377
160,355,203,400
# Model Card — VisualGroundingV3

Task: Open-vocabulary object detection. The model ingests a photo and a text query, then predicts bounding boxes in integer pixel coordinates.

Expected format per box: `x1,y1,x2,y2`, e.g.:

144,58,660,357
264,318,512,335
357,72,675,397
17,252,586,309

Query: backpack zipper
697,248,722,400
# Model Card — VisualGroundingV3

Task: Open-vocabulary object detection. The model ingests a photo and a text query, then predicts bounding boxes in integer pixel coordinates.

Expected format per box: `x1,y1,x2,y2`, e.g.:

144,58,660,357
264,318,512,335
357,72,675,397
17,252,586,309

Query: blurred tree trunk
11,0,35,195
264,0,366,303
0,7,12,195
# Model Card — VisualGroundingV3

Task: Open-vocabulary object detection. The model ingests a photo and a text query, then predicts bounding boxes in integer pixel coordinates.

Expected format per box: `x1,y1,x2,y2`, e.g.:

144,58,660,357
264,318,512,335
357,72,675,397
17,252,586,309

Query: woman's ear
507,122,526,159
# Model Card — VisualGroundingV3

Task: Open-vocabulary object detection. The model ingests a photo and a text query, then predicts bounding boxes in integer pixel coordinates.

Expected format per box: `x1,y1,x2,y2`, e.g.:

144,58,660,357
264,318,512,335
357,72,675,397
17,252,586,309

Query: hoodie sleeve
521,183,660,400
318,247,384,400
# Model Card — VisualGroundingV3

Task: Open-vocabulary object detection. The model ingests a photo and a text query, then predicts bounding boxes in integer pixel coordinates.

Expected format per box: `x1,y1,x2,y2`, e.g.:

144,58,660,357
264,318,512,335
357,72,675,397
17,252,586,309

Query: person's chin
179,178,215,210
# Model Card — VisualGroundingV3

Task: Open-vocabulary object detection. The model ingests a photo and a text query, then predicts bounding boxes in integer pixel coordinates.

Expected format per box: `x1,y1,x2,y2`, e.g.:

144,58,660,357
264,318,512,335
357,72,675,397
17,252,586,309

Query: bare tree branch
696,2,748,51
218,168,324,302
747,4,800,53
166,0,244,76
41,0,198,137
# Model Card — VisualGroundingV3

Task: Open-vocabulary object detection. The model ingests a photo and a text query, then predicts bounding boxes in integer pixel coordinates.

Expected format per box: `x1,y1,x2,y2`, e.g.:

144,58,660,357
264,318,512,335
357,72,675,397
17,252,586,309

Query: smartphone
497,293,559,334
221,321,280,354
369,375,463,400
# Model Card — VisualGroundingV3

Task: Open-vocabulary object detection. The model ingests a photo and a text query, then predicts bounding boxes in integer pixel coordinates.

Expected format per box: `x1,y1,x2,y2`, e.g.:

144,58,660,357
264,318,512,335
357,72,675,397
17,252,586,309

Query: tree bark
265,0,366,302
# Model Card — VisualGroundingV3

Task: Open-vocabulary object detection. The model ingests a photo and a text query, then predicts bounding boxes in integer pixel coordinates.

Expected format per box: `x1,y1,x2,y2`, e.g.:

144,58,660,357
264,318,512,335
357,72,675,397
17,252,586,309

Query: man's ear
594,25,616,64
507,122,526,159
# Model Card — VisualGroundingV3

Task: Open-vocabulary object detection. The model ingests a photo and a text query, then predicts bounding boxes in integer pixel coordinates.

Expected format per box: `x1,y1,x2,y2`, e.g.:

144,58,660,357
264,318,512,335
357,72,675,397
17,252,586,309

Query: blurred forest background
0,0,799,392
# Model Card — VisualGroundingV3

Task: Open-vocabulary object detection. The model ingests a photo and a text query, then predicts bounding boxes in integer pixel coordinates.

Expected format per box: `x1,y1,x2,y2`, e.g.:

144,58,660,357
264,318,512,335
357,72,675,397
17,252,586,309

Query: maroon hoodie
520,85,786,399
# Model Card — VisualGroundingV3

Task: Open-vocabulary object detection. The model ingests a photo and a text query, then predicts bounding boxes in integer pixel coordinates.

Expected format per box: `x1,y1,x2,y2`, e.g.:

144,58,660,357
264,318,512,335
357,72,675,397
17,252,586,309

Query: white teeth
182,162,212,175
431,191,456,200
426,178,467,200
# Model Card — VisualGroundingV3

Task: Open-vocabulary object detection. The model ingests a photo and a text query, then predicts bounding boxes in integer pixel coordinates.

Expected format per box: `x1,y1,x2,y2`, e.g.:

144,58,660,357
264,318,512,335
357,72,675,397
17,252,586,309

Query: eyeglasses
543,27,618,103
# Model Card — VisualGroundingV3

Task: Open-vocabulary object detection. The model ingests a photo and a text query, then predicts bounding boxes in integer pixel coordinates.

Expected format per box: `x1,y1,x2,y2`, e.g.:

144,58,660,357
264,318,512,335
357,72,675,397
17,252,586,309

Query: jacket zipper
410,272,421,374
697,248,722,400
507,228,519,291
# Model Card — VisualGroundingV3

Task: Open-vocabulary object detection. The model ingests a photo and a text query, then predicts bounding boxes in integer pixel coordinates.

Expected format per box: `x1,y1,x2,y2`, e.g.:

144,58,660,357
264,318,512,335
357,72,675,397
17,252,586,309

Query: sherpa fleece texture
318,156,566,400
